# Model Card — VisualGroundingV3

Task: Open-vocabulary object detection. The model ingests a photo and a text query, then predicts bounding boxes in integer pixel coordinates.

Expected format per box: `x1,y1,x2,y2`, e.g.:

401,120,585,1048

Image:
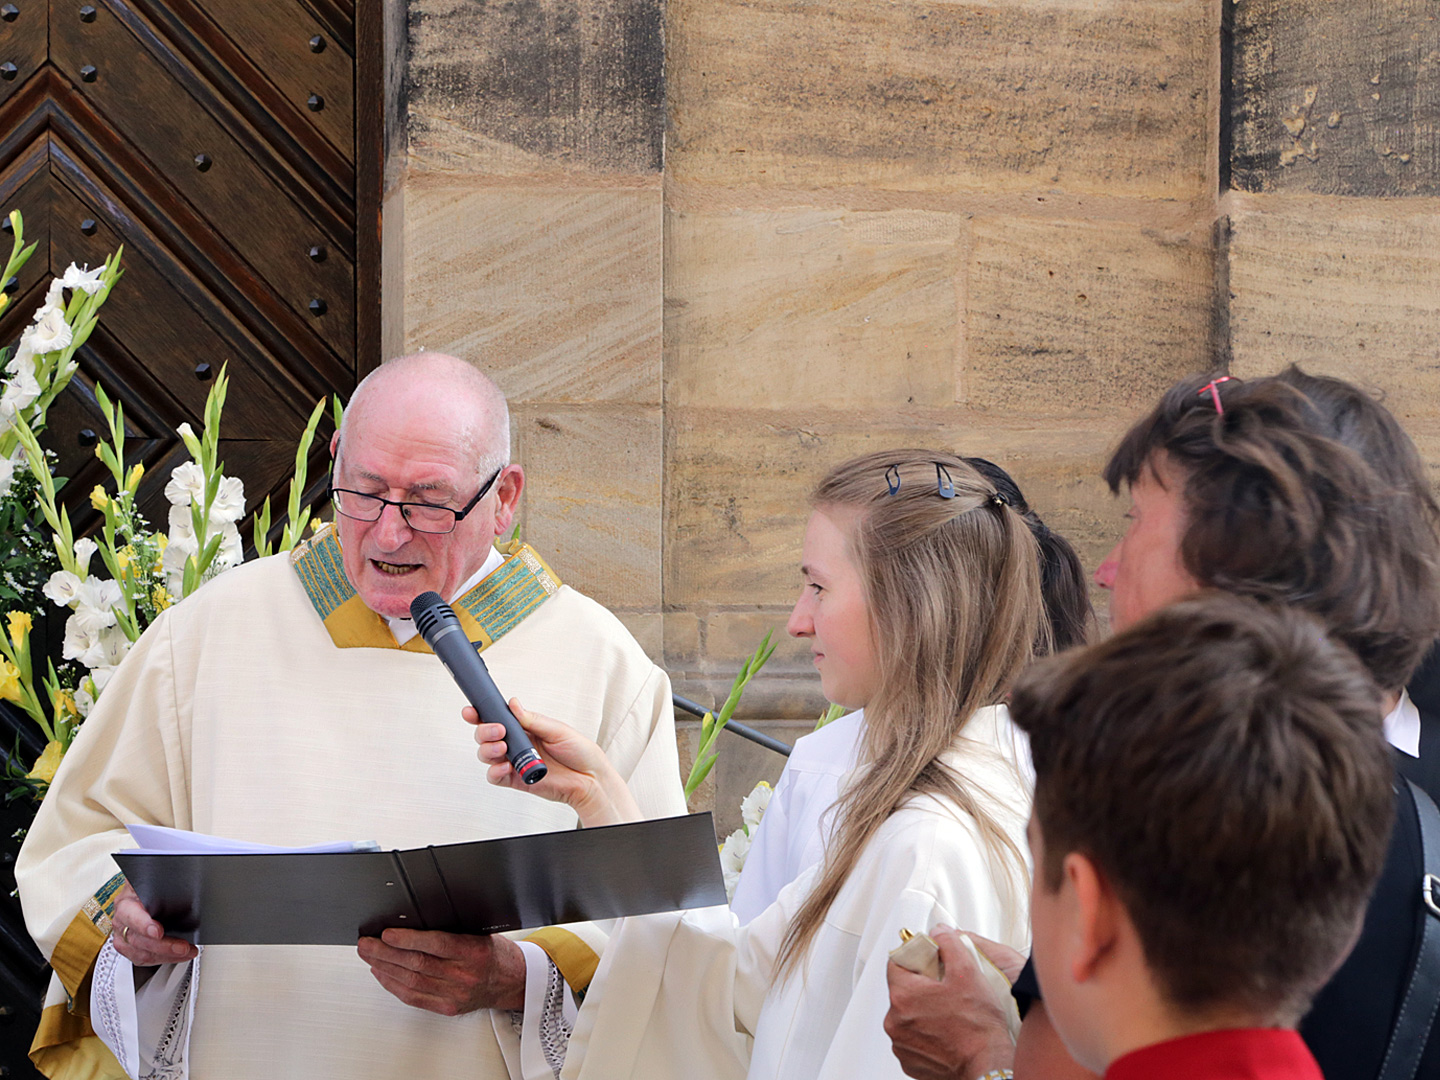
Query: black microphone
410,591,548,785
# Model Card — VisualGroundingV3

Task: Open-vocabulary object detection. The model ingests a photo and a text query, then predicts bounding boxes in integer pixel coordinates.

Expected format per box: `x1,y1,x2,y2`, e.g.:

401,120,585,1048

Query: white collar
385,545,506,645
1384,689,1421,759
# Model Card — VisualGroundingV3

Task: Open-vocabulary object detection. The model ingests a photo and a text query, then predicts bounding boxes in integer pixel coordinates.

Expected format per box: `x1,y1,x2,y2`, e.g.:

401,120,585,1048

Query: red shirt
1106,1029,1323,1080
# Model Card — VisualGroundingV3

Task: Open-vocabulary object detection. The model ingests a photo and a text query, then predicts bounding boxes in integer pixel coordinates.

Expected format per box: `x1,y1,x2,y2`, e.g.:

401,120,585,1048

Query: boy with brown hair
1009,593,1395,1080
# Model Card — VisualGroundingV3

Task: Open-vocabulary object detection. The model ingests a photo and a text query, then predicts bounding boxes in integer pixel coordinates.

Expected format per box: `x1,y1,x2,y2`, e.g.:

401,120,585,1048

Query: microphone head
409,591,455,639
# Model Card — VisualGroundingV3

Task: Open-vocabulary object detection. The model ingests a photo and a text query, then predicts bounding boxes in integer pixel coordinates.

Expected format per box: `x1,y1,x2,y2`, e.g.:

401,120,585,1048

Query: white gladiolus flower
43,570,84,607
61,615,99,663
72,536,98,570
164,504,200,594
61,263,105,295
39,279,64,316
740,780,773,832
28,305,72,355
71,578,122,634
213,522,243,571
89,665,117,695
176,422,195,441
209,475,245,525
73,686,94,718
0,455,13,500
167,502,197,543
0,359,39,415
719,827,752,903
77,625,130,672
164,461,206,507
8,334,35,375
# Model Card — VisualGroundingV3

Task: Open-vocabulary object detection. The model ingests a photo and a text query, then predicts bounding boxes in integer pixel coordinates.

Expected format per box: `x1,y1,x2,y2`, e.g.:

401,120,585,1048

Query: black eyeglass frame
329,464,505,535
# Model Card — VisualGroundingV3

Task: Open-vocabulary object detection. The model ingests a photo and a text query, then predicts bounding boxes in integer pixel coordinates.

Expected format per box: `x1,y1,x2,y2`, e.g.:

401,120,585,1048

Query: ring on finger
121,925,130,943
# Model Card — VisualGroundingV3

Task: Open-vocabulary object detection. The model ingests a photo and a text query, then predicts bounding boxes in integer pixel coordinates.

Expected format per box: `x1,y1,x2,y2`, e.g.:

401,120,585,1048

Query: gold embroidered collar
290,525,562,651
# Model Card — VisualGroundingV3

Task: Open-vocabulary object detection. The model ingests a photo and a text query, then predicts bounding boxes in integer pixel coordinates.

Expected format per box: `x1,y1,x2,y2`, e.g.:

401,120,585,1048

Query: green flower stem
683,630,776,801
181,364,230,595
278,397,327,552
12,421,78,577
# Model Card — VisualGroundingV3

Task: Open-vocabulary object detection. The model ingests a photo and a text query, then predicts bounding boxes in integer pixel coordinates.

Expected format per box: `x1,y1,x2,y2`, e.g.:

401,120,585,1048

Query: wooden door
0,0,380,534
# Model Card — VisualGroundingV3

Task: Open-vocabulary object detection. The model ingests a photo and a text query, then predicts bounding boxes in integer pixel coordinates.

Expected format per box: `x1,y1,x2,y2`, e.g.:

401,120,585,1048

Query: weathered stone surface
405,0,664,174
1227,200,1440,415
513,404,662,608
666,208,966,409
663,612,703,668
667,607,823,720
666,407,1128,610
616,611,663,662
399,182,662,404
668,0,1210,198
967,216,1216,415
1229,0,1440,195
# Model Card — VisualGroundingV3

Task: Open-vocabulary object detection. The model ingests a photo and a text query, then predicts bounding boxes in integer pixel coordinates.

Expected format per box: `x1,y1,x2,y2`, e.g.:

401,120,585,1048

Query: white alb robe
18,547,686,1080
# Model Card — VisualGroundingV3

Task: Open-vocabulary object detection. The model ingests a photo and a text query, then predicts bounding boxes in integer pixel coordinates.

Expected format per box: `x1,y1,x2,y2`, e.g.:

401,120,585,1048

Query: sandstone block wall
1226,0,1440,494
383,0,1437,829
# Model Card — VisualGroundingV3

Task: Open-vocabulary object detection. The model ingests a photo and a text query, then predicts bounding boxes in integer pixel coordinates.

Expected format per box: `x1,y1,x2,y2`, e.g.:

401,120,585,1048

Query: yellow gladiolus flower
125,462,144,494
156,533,168,552
116,546,134,572
90,485,109,511
0,293,9,316
152,585,172,612
51,688,78,719
27,741,65,784
0,658,21,704
7,610,31,648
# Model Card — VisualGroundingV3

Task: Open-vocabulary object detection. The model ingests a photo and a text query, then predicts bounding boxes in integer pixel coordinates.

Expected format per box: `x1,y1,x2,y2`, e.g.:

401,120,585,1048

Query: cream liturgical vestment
17,529,686,1080
550,704,1032,1080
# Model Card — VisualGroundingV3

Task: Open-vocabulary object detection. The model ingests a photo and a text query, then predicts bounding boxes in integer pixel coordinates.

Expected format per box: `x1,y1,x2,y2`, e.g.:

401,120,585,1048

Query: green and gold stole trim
28,873,128,1078
291,525,562,651
51,872,123,1003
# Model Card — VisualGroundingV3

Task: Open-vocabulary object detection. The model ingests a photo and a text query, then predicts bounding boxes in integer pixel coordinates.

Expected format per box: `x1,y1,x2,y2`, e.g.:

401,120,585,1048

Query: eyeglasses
330,466,504,535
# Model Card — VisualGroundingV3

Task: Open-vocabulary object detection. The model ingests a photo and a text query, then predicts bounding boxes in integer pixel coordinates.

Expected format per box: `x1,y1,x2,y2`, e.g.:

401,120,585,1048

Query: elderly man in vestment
16,353,686,1079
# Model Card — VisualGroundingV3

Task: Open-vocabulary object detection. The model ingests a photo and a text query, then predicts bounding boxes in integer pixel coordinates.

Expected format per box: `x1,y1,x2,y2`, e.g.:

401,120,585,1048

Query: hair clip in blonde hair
883,462,960,499
990,490,1010,508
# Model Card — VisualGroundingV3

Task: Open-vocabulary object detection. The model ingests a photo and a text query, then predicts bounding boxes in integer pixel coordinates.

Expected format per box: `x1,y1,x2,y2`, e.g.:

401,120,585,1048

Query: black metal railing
672,694,791,757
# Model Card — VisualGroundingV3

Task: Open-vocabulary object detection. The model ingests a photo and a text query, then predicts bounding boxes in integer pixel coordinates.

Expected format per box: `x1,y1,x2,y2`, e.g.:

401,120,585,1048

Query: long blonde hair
775,450,1046,979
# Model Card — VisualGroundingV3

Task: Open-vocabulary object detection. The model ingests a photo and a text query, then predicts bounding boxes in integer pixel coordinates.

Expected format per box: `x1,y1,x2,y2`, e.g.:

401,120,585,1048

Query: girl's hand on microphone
465,699,642,827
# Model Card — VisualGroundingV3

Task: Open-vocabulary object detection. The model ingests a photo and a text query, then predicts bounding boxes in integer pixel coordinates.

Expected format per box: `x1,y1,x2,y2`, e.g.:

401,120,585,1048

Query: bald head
337,353,510,480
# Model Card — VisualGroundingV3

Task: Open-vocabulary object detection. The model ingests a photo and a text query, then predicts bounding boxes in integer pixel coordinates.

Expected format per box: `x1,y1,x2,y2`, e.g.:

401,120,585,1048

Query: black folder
113,813,727,945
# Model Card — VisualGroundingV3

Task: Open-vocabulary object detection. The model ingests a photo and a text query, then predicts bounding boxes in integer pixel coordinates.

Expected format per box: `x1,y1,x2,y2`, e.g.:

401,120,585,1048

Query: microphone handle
429,626,548,784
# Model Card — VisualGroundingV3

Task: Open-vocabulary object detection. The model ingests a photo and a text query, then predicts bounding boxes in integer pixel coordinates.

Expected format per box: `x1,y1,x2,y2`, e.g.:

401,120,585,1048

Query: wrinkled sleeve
608,663,687,819
16,611,191,1077
491,661,688,1079
728,761,799,922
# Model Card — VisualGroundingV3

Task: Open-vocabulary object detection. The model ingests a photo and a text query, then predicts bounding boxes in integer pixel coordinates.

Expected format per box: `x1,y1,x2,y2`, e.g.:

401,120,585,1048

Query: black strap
1377,779,1440,1080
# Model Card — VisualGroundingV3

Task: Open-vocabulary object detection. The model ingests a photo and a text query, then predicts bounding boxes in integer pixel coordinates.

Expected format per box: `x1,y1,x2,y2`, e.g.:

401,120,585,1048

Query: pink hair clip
1198,376,1233,415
